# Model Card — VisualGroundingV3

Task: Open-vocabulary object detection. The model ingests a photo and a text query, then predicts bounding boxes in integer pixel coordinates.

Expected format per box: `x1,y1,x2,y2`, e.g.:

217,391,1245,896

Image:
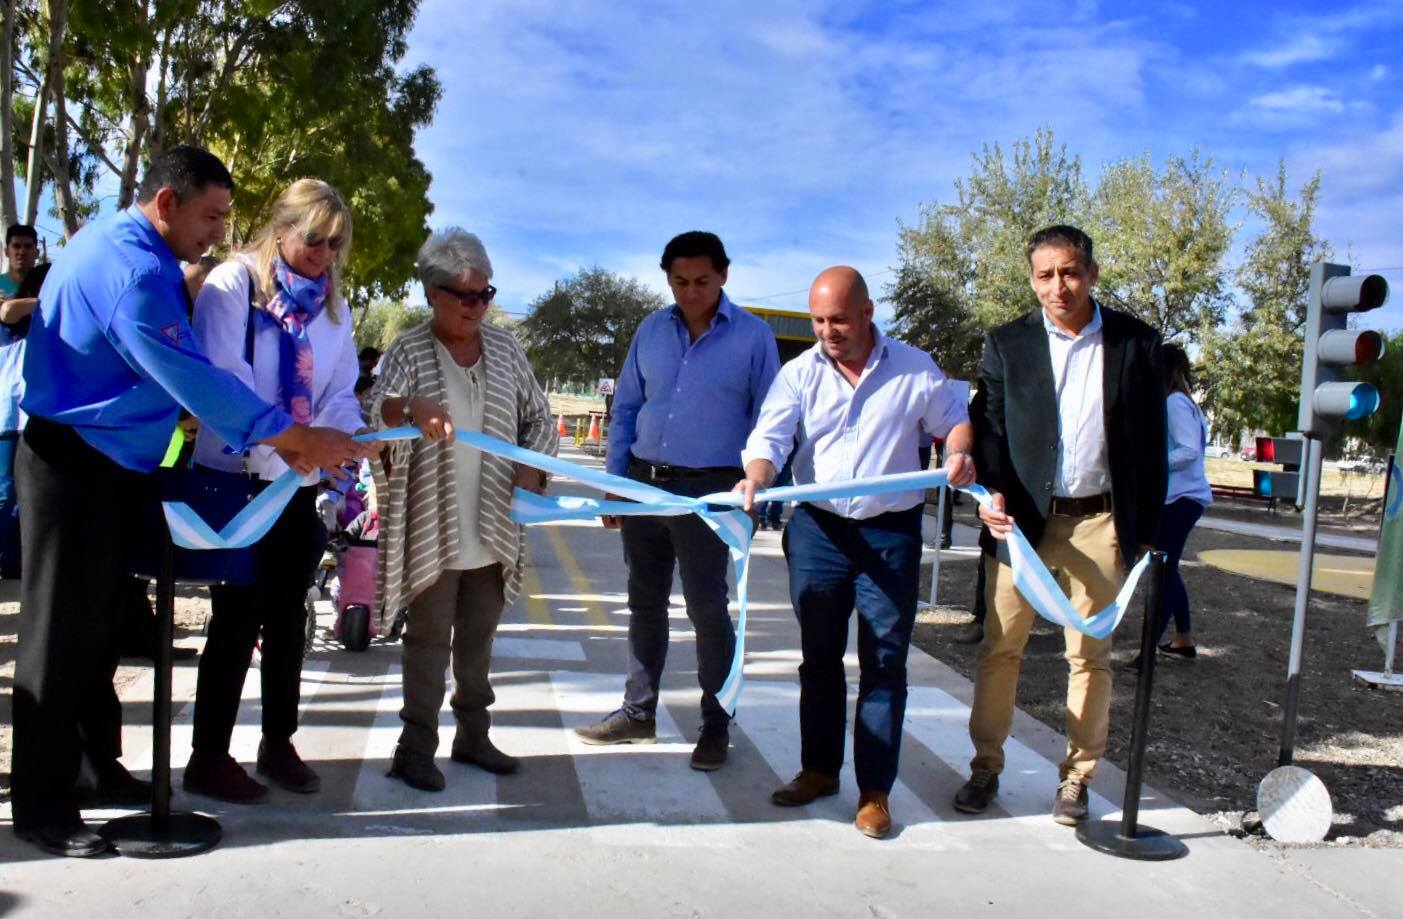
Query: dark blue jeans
0,430,21,576
620,466,737,729
1155,497,1204,641
783,502,923,793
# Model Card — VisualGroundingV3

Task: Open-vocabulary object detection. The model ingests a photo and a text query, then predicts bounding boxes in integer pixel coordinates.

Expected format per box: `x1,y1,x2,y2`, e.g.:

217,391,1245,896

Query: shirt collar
671,290,734,330
123,205,183,277
1041,300,1103,341
809,323,888,371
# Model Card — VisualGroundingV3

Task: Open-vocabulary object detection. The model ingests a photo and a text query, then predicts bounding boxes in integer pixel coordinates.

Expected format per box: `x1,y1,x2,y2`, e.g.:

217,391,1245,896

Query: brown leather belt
1050,493,1112,517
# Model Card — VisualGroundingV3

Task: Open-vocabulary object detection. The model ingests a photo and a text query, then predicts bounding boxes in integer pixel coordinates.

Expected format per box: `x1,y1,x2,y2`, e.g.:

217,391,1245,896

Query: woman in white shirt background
183,178,377,803
1154,343,1213,660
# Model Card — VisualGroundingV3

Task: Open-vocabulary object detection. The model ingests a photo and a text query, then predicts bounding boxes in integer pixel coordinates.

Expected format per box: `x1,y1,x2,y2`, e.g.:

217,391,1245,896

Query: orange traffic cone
585,414,601,443
557,413,567,436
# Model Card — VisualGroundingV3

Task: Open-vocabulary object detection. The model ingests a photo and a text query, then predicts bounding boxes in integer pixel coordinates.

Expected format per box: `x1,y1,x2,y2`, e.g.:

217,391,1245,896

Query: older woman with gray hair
370,228,557,791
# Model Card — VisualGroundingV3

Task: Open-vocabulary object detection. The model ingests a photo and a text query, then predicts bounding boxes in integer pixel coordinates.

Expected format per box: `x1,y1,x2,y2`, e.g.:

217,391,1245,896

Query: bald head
811,266,869,308
809,265,875,367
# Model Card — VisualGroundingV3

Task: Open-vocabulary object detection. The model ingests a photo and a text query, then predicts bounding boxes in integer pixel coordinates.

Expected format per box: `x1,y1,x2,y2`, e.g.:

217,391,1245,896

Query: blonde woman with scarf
183,178,378,803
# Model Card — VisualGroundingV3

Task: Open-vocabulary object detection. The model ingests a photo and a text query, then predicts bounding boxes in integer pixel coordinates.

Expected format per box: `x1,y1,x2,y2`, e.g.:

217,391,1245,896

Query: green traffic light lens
1346,384,1381,420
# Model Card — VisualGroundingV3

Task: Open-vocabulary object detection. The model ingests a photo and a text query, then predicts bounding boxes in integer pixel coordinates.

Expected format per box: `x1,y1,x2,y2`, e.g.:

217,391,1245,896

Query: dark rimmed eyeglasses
436,283,497,307
301,230,346,251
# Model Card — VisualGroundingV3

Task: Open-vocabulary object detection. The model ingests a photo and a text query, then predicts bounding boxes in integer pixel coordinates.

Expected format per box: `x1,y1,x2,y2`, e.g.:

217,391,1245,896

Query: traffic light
1298,262,1389,436
1253,436,1305,506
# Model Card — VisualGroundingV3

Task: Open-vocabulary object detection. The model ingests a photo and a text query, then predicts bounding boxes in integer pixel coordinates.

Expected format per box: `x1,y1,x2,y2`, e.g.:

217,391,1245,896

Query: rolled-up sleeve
109,274,292,450
741,365,802,471
922,366,970,441
605,332,645,476
311,312,368,434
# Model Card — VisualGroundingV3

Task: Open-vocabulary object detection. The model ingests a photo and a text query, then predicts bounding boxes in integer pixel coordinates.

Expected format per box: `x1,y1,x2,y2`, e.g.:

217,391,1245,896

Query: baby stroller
332,543,378,652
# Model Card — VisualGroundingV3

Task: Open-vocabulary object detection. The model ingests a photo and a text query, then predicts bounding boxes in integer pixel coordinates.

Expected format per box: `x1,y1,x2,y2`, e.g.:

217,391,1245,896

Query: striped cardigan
368,321,557,627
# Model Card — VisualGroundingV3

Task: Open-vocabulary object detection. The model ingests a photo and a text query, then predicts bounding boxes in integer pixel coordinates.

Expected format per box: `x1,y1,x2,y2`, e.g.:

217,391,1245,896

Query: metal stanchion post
99,539,222,858
1076,551,1188,861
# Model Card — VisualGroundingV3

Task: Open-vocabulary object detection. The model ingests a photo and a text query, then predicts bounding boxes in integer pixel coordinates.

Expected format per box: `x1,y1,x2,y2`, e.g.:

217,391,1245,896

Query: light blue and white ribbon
163,427,1152,713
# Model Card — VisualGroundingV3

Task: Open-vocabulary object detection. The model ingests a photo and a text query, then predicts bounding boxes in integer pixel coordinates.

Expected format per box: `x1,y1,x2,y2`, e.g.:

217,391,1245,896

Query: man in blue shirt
11,146,374,858
575,232,779,771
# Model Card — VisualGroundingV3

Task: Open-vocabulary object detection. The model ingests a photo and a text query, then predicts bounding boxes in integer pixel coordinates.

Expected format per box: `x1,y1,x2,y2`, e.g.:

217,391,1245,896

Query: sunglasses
300,230,346,251
437,283,497,307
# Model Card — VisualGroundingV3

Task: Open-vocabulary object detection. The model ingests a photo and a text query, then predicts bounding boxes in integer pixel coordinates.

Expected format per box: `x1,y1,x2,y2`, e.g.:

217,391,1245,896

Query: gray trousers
398,564,505,756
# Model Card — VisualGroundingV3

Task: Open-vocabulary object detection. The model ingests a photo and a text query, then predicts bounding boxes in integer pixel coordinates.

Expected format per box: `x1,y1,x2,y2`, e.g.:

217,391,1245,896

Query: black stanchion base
1076,819,1188,861
98,812,222,859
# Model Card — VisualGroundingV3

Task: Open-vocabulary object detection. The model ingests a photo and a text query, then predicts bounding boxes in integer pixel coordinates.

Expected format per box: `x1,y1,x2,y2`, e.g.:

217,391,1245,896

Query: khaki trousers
968,511,1123,783
398,565,505,756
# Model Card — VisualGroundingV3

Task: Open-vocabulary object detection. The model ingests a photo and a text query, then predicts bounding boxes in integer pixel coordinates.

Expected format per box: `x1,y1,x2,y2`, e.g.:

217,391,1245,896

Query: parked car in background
1240,447,1256,462
1205,444,1234,459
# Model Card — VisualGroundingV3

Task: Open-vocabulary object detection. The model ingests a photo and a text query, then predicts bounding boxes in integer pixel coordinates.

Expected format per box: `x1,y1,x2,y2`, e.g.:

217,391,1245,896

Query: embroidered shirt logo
161,323,181,344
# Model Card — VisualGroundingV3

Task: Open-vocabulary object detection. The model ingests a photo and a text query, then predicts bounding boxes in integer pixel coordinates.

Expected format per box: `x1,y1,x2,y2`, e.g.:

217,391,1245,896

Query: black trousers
191,485,325,754
12,418,150,828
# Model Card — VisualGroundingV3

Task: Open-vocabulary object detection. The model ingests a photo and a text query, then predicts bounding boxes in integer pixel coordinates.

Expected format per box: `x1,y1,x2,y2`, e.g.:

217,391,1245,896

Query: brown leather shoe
855,791,892,839
770,769,839,807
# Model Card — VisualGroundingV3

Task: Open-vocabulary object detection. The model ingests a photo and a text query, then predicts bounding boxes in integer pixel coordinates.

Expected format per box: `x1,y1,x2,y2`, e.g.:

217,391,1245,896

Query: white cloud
1250,85,1345,114
1241,34,1339,69
1370,64,1389,82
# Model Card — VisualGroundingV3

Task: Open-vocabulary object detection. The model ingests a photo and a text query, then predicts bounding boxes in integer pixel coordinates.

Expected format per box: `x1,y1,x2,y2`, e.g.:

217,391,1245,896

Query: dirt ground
913,500,1402,849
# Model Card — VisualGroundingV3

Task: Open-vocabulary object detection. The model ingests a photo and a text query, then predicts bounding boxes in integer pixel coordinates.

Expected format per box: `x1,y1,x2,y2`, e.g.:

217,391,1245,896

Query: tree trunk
116,0,151,210
116,59,149,209
1,1,19,228
22,59,50,226
23,0,68,225
45,39,80,237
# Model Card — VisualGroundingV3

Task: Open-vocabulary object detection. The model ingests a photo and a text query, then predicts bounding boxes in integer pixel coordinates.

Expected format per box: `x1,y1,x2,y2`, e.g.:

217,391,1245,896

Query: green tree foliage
896,126,1087,330
1199,165,1329,443
1356,330,1403,454
519,268,665,387
884,263,982,383
1090,149,1236,340
2,1,439,305
353,298,429,352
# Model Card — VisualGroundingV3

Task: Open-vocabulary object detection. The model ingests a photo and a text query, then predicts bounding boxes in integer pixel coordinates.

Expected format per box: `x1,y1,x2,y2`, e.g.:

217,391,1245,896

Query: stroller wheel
341,604,372,652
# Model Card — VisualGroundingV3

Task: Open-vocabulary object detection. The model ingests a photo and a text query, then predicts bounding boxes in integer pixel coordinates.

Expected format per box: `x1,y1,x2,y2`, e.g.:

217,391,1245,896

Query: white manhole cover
1257,765,1332,843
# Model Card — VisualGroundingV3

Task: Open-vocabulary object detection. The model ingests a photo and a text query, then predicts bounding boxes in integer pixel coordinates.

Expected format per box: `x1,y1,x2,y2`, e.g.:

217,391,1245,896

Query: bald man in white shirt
735,266,975,839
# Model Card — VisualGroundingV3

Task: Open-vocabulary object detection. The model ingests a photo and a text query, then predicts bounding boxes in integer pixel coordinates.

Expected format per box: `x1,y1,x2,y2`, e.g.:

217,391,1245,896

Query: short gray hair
417,227,493,288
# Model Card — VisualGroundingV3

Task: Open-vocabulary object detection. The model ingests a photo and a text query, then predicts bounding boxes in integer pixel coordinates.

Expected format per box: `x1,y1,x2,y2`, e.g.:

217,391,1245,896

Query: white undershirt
1044,305,1109,499
435,340,495,570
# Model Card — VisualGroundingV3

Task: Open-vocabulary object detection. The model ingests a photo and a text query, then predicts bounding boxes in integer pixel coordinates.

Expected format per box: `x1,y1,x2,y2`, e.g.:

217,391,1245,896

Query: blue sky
400,0,1403,330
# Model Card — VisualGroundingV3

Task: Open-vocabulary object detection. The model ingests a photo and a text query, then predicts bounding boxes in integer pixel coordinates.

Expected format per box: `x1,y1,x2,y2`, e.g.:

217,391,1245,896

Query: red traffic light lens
1356,330,1384,364
1255,437,1275,463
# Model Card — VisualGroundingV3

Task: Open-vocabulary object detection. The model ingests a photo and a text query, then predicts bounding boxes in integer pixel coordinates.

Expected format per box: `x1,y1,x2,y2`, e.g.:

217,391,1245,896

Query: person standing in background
0,224,39,578
1151,343,1211,659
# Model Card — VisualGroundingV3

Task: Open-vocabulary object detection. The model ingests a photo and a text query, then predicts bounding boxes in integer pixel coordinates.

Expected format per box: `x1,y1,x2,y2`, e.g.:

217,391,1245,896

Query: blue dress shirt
606,292,780,476
21,207,293,471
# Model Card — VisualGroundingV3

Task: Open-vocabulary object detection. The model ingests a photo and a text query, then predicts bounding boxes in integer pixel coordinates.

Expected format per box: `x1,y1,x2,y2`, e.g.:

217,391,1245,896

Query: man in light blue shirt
11,146,373,858
735,266,975,839
576,231,779,771
0,223,38,578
